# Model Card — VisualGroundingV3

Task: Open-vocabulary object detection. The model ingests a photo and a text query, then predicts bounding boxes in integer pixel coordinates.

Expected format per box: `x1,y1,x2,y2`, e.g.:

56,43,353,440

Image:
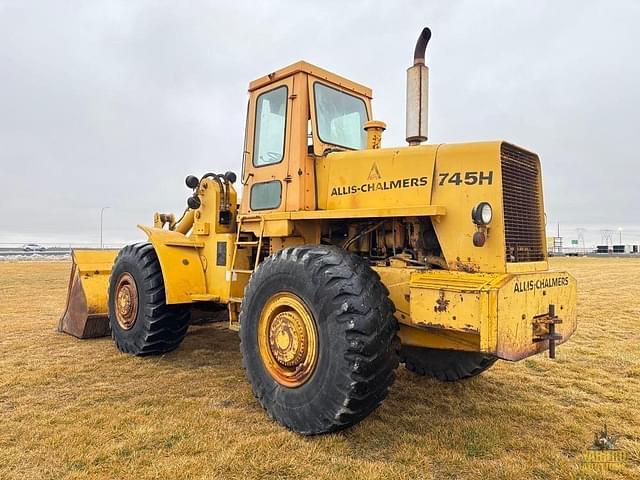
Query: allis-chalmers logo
330,162,428,196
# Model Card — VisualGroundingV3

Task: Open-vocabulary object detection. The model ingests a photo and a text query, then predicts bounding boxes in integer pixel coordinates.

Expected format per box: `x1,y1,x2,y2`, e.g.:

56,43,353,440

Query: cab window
314,82,368,150
253,86,287,166
250,181,282,210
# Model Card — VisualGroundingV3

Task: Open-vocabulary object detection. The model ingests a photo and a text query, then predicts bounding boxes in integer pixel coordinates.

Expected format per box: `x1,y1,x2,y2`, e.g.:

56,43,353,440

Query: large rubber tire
108,243,190,356
239,245,399,435
401,346,497,382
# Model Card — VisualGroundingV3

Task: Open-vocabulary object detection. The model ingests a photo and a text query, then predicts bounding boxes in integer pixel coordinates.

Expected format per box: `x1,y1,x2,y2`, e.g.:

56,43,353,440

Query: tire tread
239,245,399,434
109,243,190,356
401,346,497,382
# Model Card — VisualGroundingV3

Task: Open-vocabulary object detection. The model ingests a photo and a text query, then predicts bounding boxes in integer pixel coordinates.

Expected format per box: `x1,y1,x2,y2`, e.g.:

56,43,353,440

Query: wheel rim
258,292,318,388
114,272,138,330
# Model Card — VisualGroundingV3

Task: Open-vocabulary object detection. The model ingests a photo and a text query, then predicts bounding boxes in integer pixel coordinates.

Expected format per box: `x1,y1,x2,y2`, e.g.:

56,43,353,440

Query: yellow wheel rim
114,272,138,330
258,292,318,388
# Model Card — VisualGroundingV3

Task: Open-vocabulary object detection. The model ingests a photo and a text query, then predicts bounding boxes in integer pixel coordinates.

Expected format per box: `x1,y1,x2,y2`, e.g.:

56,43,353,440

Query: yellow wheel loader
59,28,577,434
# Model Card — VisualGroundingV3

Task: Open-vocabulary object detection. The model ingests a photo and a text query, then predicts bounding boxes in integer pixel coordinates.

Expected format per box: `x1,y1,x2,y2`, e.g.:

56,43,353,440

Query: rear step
230,269,253,275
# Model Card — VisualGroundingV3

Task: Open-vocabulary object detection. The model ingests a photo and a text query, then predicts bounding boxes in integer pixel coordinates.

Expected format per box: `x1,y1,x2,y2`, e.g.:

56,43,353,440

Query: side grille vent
501,143,545,262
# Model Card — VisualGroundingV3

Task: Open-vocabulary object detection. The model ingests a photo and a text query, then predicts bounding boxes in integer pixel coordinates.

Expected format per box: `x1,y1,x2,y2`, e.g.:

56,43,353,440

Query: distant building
596,245,638,254
546,236,563,256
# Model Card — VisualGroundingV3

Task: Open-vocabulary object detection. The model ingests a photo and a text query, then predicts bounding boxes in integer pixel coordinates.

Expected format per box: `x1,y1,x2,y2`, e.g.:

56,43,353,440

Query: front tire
239,245,399,435
401,346,497,382
108,243,190,356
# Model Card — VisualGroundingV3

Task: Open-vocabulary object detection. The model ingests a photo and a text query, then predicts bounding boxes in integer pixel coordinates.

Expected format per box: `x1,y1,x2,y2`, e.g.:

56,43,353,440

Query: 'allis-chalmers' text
330,176,428,196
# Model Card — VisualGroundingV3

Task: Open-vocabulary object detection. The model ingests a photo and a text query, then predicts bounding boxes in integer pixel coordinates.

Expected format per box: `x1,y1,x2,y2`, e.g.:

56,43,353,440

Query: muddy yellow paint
60,60,576,363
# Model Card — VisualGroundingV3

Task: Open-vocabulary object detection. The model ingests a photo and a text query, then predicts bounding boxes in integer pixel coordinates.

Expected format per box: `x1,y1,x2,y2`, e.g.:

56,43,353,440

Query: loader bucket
59,249,119,338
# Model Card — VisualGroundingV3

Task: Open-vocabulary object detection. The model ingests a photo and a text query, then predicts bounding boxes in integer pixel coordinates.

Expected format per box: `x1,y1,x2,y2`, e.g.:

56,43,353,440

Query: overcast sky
1,0,638,246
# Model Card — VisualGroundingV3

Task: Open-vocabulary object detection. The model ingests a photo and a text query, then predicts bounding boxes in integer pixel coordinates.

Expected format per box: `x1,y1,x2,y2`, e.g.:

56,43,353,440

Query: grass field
1,258,639,479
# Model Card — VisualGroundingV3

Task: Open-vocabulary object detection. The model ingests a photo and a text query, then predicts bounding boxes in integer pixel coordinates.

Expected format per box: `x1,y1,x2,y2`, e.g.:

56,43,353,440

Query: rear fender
138,226,206,304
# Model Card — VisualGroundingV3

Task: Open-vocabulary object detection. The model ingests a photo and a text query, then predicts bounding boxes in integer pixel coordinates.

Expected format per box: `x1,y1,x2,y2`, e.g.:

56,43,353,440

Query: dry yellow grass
1,257,639,479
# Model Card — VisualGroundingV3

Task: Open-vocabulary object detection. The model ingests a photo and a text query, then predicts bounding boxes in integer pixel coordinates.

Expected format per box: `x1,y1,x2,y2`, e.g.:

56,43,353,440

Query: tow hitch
533,304,563,359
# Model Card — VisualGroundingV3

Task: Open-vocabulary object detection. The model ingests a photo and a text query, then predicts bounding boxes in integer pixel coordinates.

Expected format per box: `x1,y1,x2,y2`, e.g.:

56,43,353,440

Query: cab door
241,77,294,214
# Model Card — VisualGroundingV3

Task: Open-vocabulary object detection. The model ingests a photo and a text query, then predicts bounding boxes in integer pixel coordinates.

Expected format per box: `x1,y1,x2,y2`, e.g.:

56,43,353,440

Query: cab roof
248,60,372,98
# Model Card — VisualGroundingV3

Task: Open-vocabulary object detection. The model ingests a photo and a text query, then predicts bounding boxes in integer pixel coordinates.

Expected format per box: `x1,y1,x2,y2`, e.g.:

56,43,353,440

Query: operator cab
239,61,373,215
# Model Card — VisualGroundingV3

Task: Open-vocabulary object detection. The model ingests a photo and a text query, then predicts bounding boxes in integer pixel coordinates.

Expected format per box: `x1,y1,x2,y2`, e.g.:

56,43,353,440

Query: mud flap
58,249,119,338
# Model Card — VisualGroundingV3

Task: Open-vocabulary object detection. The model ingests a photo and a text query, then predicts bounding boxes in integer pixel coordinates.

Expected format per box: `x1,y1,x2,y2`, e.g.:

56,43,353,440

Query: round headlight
472,202,492,225
185,175,199,189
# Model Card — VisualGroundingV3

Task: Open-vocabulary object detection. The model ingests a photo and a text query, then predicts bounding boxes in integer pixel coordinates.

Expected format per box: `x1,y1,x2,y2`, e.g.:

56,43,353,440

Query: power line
600,229,615,245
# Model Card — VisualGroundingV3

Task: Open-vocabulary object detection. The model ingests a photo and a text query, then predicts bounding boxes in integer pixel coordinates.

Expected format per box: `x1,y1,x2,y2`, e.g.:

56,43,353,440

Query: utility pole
618,227,623,245
100,207,111,249
576,228,586,251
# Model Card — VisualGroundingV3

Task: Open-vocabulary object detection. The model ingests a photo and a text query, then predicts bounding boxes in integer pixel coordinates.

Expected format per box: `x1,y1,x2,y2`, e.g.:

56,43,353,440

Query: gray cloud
1,0,638,246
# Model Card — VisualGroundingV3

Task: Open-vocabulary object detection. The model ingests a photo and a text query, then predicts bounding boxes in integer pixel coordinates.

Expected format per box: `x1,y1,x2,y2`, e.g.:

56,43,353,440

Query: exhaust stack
406,27,431,145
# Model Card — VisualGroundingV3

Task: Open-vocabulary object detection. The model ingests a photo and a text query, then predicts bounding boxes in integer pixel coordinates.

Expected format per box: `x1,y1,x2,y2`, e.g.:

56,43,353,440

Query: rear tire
401,346,497,382
239,245,399,435
108,243,190,356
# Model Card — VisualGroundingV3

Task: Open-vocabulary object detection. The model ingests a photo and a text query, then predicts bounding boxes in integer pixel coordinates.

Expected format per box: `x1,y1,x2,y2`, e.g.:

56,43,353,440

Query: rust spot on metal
531,304,562,359
448,259,480,273
416,321,447,330
434,291,449,312
114,272,138,330
458,262,480,273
